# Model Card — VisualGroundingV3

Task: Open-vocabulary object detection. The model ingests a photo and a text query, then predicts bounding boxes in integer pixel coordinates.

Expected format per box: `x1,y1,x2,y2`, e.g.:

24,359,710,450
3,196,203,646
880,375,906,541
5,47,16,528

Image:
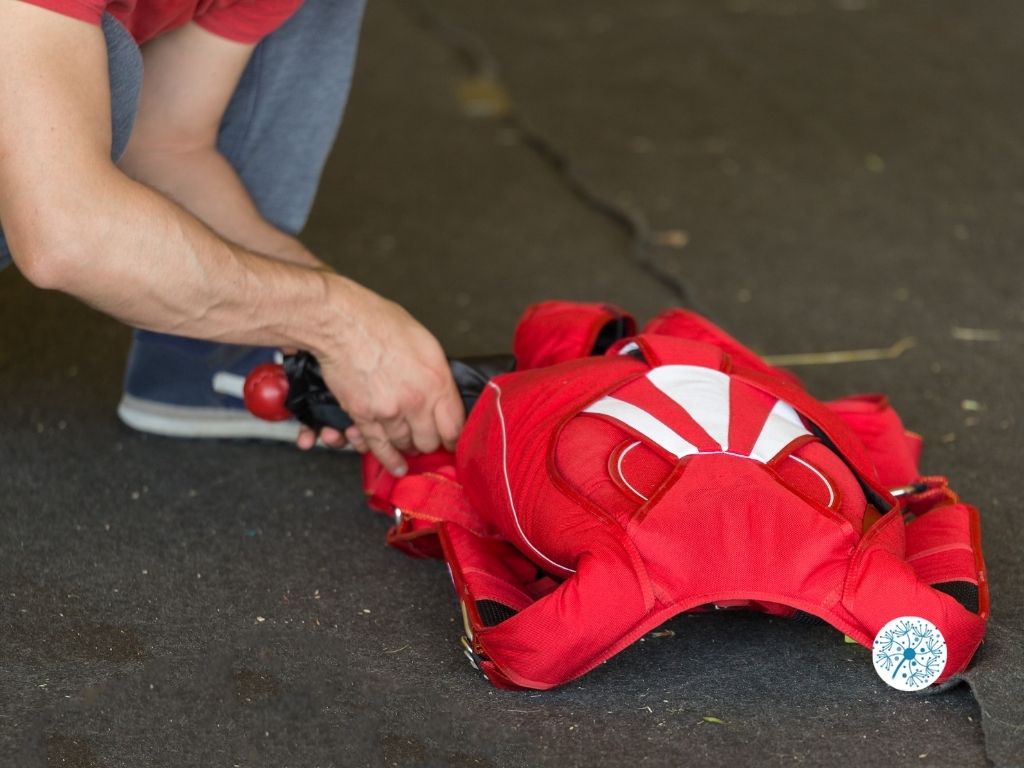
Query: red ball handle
244,363,292,422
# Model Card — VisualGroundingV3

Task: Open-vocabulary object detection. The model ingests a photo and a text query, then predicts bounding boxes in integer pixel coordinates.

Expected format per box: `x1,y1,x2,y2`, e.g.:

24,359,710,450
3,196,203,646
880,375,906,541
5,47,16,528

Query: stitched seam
488,381,575,574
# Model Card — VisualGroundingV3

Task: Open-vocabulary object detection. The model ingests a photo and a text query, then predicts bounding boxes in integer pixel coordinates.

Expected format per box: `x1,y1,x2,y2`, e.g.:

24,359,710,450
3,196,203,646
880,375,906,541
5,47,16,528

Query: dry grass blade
951,326,1003,342
763,337,916,367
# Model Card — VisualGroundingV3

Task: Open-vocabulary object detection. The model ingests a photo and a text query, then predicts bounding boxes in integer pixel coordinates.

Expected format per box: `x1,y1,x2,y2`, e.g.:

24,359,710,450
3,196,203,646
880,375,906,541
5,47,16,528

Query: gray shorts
0,0,366,270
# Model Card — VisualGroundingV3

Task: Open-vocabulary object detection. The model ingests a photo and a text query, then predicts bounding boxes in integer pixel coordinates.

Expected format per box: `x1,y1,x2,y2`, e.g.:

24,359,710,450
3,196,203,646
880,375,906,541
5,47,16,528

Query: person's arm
117,21,331,449
117,23,317,268
0,2,462,473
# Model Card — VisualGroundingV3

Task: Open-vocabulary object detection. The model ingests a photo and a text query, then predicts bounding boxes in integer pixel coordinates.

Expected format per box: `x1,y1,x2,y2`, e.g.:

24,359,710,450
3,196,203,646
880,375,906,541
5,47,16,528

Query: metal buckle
457,600,490,681
890,483,930,498
459,635,489,681
460,635,481,670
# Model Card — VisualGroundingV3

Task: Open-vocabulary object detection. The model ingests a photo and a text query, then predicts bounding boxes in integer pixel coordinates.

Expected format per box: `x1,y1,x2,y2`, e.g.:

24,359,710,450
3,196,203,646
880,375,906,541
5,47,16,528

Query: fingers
374,402,462,465
296,425,349,450
311,298,468,472
381,416,414,453
297,389,463,467
319,427,348,449
346,405,459,477
434,388,466,453
356,420,408,477
408,409,441,455
345,425,368,453
341,379,465,472
296,425,317,450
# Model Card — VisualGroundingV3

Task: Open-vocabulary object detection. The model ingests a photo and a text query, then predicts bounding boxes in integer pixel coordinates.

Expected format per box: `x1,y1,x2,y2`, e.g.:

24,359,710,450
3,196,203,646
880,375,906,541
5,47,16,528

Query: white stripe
646,365,731,450
787,454,836,508
583,396,699,458
773,399,805,428
750,399,811,462
615,441,649,501
488,382,575,574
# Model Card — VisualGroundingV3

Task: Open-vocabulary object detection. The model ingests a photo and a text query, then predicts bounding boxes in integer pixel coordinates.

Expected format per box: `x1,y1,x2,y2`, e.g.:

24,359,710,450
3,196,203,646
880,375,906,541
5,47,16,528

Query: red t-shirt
21,0,304,45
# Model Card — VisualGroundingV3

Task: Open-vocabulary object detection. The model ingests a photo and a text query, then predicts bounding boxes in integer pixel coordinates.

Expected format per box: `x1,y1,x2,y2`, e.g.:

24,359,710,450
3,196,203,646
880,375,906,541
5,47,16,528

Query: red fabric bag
364,302,989,690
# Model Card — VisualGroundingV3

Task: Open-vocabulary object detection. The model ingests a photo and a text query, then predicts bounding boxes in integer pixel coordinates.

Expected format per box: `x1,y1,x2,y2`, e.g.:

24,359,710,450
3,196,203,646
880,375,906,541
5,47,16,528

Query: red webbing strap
841,511,987,681
642,309,802,386
730,365,895,507
904,488,989,619
907,504,986,588
441,524,543,614
627,334,728,371
363,451,455,510
363,453,490,539
826,395,922,488
438,524,553,689
388,473,489,538
611,331,892,505
455,537,650,690
512,301,635,370
386,516,444,560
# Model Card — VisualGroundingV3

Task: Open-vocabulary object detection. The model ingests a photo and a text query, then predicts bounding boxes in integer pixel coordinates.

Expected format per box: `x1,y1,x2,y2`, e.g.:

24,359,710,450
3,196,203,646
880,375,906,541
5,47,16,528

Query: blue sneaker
117,330,301,441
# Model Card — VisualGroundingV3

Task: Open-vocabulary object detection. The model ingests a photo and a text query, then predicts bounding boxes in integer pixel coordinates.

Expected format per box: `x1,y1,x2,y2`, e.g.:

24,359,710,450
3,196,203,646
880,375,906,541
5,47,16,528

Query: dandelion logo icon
872,616,948,691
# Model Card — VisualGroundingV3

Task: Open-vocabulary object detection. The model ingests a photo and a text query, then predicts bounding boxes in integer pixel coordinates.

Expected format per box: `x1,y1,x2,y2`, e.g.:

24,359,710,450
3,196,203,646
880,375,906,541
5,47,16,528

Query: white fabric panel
773,399,805,428
646,365,730,450
584,396,699,458
749,399,811,462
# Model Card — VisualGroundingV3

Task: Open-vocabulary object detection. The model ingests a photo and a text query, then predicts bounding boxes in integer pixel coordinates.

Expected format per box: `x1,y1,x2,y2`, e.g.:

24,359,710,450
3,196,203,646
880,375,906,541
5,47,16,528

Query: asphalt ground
2,0,1022,766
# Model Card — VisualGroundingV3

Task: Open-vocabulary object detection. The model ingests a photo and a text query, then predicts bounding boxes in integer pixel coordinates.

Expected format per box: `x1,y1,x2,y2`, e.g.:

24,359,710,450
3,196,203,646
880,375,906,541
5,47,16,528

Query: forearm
23,163,347,357
0,6,466,470
118,144,318,268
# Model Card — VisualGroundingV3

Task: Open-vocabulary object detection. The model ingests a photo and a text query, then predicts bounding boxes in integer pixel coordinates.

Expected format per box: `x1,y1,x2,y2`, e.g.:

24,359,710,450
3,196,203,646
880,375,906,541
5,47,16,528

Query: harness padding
363,302,988,690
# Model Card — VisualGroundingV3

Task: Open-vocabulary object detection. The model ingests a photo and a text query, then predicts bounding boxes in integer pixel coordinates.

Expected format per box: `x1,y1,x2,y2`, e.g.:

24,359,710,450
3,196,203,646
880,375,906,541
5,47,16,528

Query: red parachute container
363,302,989,690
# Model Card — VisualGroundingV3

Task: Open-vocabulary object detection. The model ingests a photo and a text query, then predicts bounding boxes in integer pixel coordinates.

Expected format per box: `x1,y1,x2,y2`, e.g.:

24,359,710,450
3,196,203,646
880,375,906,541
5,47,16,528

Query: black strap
281,351,515,432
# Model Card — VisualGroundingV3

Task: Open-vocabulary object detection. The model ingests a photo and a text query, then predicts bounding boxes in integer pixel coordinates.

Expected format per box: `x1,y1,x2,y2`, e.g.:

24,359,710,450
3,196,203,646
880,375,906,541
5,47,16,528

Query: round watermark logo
872,616,947,691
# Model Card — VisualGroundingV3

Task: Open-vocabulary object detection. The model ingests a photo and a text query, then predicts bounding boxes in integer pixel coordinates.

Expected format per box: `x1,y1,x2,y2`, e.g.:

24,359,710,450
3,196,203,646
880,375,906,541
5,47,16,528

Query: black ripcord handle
242,314,632,430
242,351,516,432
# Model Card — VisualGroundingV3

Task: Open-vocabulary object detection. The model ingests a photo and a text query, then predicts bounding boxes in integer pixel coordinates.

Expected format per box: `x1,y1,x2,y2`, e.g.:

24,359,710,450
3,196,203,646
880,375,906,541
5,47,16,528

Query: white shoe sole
117,394,301,442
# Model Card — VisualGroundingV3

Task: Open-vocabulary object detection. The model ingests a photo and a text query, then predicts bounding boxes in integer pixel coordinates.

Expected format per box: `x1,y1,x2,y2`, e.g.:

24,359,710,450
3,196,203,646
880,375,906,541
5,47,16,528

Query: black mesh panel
934,581,980,614
475,600,518,627
790,610,826,625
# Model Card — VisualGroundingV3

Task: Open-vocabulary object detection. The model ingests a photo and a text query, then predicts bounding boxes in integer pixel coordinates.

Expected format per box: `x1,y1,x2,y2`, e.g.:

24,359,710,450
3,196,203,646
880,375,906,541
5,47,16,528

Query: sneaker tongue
211,371,246,399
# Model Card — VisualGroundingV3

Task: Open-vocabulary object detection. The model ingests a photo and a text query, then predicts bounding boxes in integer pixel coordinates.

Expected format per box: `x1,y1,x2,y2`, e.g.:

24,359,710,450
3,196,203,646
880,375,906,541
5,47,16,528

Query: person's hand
295,277,465,476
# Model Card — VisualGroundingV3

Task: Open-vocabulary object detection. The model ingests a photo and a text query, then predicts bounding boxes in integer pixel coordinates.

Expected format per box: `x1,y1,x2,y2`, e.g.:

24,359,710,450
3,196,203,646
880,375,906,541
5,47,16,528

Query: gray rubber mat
2,1,1022,765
